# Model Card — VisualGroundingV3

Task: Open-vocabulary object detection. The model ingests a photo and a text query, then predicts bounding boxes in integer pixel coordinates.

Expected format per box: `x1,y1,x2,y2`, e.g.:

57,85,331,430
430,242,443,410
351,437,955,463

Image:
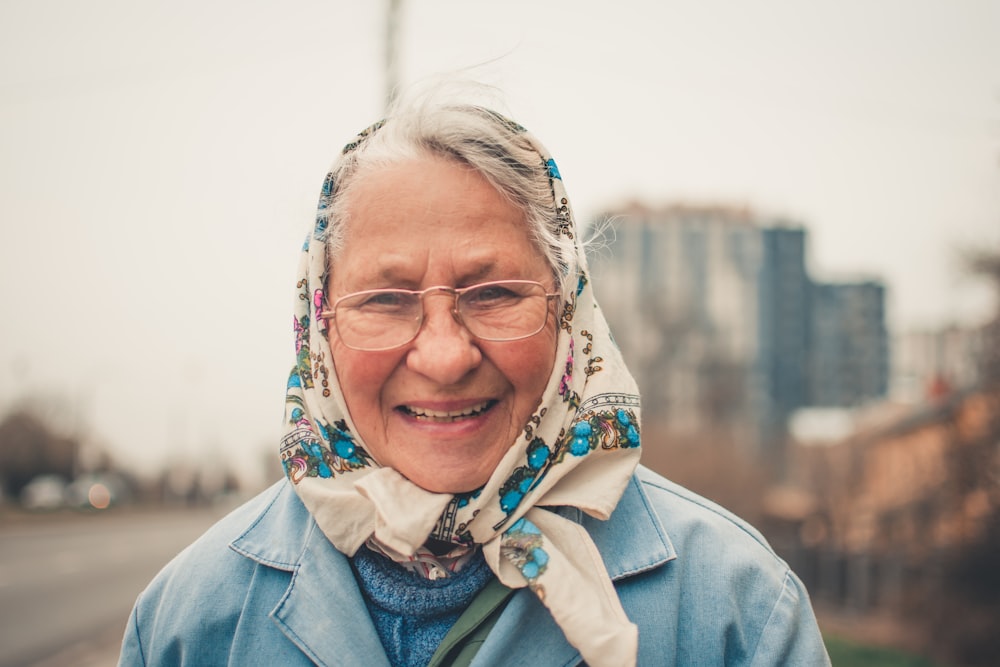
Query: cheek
499,328,558,402
329,341,396,421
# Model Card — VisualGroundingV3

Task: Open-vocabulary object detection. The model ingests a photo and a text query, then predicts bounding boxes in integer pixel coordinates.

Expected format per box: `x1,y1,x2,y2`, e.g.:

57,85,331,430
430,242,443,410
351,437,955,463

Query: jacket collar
231,481,389,667
230,467,675,666
560,467,677,580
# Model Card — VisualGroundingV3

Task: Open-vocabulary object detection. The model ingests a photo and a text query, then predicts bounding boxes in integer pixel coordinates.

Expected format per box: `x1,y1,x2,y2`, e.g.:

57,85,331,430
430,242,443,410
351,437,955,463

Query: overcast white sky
2,0,998,478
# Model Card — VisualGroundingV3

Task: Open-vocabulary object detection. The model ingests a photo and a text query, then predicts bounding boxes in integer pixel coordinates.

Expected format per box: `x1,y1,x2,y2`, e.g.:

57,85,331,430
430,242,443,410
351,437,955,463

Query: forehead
331,156,548,287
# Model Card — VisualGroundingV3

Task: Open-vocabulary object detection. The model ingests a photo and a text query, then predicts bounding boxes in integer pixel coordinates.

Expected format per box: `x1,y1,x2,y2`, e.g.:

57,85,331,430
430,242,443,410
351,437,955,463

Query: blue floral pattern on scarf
498,404,640,517
503,517,550,588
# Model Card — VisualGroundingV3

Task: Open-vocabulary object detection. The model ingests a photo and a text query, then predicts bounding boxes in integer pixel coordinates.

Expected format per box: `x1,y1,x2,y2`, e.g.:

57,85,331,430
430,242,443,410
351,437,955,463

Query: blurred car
20,474,67,510
65,473,129,509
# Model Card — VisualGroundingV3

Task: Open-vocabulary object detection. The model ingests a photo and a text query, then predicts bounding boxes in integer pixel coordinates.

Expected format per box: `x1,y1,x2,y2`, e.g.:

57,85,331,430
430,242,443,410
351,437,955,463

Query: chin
407,465,492,495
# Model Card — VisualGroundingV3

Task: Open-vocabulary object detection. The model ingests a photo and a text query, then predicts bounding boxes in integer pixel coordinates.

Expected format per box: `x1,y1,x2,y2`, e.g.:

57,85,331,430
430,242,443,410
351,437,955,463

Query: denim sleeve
749,571,831,666
117,603,146,667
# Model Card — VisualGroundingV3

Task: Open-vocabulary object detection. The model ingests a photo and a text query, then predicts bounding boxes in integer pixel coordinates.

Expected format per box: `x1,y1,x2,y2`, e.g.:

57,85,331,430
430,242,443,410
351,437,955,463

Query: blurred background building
589,202,890,466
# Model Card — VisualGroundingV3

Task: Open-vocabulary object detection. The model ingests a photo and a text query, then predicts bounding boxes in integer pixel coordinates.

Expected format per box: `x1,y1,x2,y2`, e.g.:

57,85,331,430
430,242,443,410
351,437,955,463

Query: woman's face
327,156,558,494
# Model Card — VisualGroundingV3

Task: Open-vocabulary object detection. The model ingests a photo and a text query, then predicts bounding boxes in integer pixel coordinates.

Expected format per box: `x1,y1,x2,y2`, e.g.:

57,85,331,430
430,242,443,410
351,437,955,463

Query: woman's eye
358,292,409,310
466,285,519,305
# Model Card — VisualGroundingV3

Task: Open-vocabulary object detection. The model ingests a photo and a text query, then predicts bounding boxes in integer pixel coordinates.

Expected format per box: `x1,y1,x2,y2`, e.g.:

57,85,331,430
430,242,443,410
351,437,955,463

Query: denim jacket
119,466,831,666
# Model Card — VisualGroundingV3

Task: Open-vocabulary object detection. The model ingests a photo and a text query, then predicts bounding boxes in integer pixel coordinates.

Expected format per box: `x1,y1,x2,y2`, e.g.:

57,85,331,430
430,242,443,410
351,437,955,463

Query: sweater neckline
351,545,493,618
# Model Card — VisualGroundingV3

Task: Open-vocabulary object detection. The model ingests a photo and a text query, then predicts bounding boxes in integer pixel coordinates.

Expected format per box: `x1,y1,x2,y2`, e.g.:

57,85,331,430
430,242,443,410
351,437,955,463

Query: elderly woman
119,96,830,666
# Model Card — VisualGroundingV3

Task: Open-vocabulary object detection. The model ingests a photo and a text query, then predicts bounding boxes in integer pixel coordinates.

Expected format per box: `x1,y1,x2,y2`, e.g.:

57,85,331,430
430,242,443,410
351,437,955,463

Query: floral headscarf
280,111,642,667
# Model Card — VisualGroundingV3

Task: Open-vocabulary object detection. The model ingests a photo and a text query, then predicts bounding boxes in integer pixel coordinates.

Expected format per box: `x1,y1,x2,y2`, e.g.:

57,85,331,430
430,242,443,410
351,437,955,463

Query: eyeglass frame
319,279,561,352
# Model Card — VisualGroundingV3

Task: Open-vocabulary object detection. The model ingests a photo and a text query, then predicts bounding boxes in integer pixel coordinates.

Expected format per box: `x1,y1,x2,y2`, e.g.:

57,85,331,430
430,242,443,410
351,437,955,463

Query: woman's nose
405,298,482,385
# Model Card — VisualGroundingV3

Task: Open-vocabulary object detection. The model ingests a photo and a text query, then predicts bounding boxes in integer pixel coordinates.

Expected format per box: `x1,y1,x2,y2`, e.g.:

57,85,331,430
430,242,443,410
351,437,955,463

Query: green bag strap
427,577,516,667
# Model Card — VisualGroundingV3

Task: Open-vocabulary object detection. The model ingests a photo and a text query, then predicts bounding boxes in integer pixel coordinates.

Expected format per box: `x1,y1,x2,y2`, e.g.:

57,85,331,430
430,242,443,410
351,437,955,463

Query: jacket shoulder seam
747,569,797,664
130,601,148,666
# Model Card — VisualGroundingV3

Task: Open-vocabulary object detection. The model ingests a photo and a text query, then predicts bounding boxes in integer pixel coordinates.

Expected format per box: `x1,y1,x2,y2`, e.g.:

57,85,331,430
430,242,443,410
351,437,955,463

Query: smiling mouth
399,400,497,423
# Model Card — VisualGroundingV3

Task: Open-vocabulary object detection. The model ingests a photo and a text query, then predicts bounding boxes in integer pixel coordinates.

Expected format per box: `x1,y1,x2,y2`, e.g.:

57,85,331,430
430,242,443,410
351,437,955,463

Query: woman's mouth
398,400,497,423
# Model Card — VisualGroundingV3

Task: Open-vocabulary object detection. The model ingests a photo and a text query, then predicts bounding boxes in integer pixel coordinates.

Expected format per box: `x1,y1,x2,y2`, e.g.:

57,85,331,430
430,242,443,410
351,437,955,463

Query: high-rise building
757,228,810,412
588,203,889,459
590,204,771,445
809,281,889,407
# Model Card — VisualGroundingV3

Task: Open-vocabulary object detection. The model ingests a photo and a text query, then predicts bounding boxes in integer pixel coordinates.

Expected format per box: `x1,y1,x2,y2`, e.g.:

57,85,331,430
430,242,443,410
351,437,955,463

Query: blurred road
0,504,228,667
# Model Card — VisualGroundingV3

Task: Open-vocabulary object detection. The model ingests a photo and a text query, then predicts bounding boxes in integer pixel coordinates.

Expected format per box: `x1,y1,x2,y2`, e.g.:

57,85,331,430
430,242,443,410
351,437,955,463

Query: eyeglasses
320,279,560,351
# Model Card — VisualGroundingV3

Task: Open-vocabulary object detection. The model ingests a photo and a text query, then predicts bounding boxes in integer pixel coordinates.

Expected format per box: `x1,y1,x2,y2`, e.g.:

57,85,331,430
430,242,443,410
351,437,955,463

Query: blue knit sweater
350,546,493,667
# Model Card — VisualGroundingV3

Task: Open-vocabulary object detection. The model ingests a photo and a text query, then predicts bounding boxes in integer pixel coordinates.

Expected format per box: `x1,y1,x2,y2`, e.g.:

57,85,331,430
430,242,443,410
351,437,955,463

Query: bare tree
0,408,78,499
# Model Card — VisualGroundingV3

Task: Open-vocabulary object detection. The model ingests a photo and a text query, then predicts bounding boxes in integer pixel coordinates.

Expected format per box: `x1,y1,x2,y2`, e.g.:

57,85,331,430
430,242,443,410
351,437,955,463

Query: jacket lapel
271,522,391,667
231,481,390,667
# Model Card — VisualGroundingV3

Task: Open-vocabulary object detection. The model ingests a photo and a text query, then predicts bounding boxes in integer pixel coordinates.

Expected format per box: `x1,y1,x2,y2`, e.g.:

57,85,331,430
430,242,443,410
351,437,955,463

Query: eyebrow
456,262,499,284
366,259,500,288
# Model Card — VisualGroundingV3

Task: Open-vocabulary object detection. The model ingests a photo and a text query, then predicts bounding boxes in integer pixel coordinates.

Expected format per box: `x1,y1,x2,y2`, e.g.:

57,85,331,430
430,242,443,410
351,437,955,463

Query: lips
398,400,497,422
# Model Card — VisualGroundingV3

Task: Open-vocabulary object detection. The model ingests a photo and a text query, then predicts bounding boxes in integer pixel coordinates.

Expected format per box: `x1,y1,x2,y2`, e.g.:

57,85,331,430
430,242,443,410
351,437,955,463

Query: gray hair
319,98,577,291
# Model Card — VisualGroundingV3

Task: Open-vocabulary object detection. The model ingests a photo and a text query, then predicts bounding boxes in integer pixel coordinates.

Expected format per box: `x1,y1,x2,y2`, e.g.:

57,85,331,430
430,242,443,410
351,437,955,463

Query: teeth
404,401,492,421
